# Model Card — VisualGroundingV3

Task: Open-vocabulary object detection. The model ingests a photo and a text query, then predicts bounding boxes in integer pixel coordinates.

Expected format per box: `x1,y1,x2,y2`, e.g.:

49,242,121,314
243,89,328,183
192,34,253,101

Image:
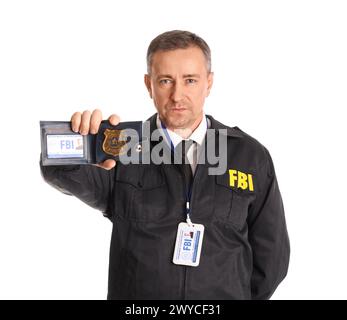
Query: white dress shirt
156,114,209,175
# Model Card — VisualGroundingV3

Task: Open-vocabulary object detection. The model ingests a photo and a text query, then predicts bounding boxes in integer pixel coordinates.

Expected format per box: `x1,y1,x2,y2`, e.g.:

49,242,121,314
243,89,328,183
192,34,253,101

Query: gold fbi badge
102,129,127,157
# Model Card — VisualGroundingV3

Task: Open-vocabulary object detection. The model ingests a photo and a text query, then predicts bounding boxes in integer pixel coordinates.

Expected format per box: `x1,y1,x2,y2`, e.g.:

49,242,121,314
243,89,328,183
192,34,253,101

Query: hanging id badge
172,221,205,267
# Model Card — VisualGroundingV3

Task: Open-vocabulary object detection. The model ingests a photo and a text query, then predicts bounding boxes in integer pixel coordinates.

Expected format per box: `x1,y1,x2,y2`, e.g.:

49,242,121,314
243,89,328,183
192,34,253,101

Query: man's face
145,46,213,131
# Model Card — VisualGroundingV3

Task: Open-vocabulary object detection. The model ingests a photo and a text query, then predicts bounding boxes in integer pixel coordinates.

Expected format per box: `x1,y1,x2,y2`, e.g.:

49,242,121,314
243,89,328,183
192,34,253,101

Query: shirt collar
156,113,208,149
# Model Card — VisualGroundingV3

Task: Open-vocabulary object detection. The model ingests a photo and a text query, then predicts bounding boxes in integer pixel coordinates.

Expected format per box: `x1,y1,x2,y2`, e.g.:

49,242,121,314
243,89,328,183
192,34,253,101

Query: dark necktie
176,139,194,193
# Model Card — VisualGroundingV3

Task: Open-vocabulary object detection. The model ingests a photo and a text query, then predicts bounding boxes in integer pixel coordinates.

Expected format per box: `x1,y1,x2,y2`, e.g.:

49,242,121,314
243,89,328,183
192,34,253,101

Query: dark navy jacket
40,113,290,300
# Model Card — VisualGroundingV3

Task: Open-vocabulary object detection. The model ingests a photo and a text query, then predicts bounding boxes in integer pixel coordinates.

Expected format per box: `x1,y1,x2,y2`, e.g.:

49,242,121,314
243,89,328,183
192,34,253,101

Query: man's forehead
150,47,207,75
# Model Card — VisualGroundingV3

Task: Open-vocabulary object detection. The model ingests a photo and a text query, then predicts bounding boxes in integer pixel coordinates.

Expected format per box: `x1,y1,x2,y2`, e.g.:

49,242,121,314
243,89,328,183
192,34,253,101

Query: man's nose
171,82,184,102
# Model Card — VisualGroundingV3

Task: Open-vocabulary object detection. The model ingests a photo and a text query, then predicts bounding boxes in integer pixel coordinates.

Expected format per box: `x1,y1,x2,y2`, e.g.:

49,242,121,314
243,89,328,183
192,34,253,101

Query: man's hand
71,109,119,170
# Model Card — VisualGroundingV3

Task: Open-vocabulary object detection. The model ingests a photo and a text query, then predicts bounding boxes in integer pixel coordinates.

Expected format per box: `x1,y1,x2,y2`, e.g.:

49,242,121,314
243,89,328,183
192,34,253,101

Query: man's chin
165,114,191,129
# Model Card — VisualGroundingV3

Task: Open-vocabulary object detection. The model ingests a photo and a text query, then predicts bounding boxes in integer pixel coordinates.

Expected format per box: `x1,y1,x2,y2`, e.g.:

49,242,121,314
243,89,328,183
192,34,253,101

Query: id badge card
172,222,205,267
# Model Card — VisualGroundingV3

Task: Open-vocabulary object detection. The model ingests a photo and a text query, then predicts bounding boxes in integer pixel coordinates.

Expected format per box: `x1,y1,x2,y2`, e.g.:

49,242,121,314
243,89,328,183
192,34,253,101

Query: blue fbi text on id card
47,134,84,159
172,222,204,267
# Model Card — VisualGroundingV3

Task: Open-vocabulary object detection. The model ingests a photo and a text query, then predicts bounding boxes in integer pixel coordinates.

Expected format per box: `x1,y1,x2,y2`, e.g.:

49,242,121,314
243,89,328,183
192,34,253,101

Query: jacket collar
206,114,243,138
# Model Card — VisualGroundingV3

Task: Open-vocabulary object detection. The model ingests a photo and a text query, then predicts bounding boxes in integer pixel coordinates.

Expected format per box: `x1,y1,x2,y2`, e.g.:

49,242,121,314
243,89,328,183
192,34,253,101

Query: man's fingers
95,159,116,170
102,159,117,170
71,109,119,135
71,112,82,133
108,114,120,126
80,110,91,135
90,109,103,134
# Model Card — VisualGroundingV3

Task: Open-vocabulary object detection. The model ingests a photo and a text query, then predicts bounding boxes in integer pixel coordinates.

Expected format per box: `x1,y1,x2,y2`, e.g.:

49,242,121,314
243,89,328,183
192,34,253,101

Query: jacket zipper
181,161,202,300
183,267,187,299
179,167,187,300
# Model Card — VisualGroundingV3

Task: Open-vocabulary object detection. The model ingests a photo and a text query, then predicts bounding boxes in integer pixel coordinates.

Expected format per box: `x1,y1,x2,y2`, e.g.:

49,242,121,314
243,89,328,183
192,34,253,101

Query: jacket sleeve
39,156,115,219
247,148,290,300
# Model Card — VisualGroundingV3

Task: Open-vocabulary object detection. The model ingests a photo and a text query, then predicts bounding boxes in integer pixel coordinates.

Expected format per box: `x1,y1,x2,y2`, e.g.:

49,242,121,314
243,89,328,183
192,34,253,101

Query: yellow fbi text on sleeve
229,169,254,191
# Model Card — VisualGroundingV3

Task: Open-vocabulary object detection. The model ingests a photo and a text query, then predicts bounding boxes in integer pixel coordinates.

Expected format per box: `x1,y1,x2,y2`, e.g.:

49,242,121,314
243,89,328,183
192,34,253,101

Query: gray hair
146,30,212,74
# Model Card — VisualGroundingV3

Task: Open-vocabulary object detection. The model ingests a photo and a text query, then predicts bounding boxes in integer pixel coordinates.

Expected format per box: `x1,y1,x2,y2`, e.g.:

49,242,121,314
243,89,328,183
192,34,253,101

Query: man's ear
144,74,153,98
206,72,214,97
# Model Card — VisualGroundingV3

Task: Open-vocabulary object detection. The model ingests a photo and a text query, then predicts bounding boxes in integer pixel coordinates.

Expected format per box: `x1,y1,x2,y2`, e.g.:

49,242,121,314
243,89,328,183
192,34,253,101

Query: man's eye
186,79,197,84
159,79,172,84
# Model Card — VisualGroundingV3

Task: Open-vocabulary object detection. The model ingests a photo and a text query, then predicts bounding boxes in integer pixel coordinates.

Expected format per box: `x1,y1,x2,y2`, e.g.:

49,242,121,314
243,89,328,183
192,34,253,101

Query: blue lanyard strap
159,116,208,223
159,120,174,151
185,182,194,225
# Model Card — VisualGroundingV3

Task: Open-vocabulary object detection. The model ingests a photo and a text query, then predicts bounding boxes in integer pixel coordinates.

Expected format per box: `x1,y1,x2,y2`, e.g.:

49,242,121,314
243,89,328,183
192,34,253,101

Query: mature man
41,30,290,300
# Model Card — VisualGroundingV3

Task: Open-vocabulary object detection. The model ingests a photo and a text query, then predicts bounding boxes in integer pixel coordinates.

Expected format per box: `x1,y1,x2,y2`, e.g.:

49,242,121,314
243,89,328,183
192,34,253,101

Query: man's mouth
170,106,187,112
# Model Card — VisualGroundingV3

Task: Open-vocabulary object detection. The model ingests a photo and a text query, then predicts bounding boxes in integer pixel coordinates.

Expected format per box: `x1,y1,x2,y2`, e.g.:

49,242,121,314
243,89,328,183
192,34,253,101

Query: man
41,30,290,299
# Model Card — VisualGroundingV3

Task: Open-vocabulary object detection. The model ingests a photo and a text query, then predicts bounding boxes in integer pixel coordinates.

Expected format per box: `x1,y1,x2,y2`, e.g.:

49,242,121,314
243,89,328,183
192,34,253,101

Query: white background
0,0,346,300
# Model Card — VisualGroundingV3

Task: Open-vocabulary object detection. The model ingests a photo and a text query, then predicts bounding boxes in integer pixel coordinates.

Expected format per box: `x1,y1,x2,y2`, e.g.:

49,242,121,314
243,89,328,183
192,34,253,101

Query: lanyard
160,116,208,226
